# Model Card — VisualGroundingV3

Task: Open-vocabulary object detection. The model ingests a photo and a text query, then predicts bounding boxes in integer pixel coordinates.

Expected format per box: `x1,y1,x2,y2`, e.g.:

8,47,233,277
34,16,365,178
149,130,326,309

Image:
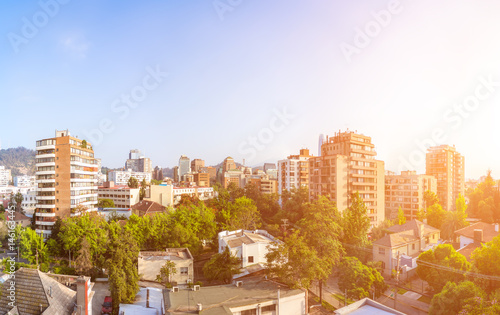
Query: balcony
36,221,56,226
36,211,56,217
38,204,56,209
36,153,56,159
38,187,56,192
36,179,56,184
36,162,56,167
36,144,55,150
37,196,55,200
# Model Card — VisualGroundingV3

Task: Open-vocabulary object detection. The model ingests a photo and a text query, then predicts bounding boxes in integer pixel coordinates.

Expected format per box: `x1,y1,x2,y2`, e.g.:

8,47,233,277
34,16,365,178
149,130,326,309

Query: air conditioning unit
235,281,243,287
192,285,200,291
172,287,179,292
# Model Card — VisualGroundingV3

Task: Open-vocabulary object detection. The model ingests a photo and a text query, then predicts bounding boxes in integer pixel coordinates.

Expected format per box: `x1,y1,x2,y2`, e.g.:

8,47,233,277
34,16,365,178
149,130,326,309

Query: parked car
101,296,112,315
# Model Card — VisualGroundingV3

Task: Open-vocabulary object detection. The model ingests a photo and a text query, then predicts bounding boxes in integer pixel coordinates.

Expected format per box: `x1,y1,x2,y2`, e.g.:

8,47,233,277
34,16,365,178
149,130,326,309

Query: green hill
0,147,36,177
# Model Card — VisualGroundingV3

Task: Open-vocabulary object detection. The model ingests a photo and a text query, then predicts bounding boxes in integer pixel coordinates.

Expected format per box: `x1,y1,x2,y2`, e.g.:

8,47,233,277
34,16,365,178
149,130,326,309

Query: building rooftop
164,278,303,315
220,230,275,249
374,220,439,248
334,298,405,314
139,248,193,261
454,222,499,243
0,268,78,315
131,200,166,216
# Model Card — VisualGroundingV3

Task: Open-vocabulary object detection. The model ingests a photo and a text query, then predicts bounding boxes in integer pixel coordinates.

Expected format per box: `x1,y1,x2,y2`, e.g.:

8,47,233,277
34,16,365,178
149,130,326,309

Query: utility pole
394,251,400,310
281,219,289,239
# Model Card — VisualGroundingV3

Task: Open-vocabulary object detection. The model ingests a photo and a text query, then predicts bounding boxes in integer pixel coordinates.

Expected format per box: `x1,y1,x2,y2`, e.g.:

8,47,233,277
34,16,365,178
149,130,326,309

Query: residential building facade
35,130,99,238
309,131,385,227
278,149,312,196
138,248,194,285
0,166,10,187
97,181,140,209
14,175,36,187
385,171,437,220
108,169,152,185
178,155,190,177
426,145,465,211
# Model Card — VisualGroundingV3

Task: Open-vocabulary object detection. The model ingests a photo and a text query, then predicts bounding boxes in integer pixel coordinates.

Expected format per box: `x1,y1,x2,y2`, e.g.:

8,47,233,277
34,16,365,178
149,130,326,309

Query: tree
139,179,147,201
298,196,344,301
106,221,140,310
441,194,469,240
430,281,485,315
427,204,447,230
280,186,309,223
71,204,88,215
203,247,241,284
98,199,115,209
81,140,87,148
74,237,93,276
266,230,326,290
424,190,439,210
397,206,406,225
19,227,48,265
13,192,23,212
221,197,261,231
416,208,426,221
156,260,177,286
467,171,500,222
370,220,394,242
337,256,387,300
128,176,139,188
417,244,470,292
341,192,371,260
471,234,500,293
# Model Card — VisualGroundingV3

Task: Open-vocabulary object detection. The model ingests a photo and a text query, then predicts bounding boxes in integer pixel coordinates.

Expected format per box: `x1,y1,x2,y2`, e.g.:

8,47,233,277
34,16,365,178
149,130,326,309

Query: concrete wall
230,291,306,315
138,257,193,284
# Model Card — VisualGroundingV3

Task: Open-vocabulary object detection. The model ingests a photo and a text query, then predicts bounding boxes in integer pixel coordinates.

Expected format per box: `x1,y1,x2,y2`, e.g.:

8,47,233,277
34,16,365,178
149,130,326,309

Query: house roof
454,222,499,243
0,268,77,315
139,248,193,261
131,200,166,216
224,231,272,248
373,220,439,248
457,242,481,262
164,277,303,315
334,298,405,315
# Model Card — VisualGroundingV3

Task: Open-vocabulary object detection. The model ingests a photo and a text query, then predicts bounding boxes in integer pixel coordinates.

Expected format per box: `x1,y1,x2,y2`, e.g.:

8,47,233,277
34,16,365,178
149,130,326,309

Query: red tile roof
454,222,499,243
131,200,166,217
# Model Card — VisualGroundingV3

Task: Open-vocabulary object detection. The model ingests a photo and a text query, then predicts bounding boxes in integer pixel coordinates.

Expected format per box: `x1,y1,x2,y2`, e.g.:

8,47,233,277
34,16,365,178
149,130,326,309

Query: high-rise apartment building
35,130,99,238
14,175,36,187
222,157,237,173
191,159,205,173
173,166,179,183
153,166,164,181
0,167,11,187
426,145,465,211
309,131,385,227
179,155,191,177
385,171,437,220
125,149,152,173
277,149,312,196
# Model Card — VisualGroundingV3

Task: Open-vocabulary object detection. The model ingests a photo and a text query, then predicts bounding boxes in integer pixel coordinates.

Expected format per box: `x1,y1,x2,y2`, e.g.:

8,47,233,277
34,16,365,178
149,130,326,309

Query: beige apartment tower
426,145,465,211
385,171,437,220
309,131,385,227
35,130,98,238
278,149,313,196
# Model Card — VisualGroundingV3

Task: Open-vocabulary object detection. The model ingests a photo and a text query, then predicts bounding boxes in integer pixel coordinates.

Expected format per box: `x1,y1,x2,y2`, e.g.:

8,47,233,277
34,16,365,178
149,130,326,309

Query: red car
101,296,112,315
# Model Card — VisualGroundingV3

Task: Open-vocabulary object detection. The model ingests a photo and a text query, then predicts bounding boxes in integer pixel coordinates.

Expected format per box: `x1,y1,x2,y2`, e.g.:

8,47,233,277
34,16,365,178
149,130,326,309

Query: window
378,247,385,255
180,267,188,275
241,309,257,315
261,305,276,313
248,256,254,263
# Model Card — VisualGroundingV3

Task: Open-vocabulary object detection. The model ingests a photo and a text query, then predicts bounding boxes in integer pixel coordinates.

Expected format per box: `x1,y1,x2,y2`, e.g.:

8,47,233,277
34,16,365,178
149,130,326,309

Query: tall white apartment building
277,149,313,196
108,169,152,186
14,175,36,187
0,166,11,187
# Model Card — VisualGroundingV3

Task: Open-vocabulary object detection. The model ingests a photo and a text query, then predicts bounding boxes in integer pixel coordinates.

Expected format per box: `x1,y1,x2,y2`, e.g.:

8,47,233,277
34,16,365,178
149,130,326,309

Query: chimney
474,229,483,245
76,276,88,315
419,223,425,238
495,224,499,233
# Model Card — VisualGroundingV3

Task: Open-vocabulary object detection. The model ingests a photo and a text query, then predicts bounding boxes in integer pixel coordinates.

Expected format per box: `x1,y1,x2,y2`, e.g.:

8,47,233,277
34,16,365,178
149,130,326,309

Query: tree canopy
337,256,387,300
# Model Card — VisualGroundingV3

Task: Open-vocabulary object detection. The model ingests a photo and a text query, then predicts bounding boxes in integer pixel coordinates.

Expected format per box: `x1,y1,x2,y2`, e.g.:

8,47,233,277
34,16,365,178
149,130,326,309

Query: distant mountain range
0,147,36,177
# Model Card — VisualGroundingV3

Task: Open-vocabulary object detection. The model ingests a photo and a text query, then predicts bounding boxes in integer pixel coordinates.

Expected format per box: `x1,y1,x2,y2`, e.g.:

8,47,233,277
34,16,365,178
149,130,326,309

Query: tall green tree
106,221,140,311
203,247,241,284
441,194,469,240
397,206,406,225
370,220,394,242
417,244,470,292
427,204,447,230
298,196,344,301
19,227,48,265
98,199,115,208
467,170,500,222
13,192,23,212
266,230,326,290
127,176,139,188
471,234,500,293
280,186,309,223
337,256,387,300
74,237,93,276
424,190,440,210
341,192,371,261
220,196,261,231
430,281,485,315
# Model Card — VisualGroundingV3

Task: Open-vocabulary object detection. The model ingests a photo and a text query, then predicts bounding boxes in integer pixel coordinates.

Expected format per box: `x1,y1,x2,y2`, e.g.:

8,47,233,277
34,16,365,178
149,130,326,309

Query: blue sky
1,0,499,179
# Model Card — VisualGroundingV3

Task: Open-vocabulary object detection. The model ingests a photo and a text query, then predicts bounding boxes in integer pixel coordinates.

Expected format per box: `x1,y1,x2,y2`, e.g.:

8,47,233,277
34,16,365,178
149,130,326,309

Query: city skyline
2,1,500,178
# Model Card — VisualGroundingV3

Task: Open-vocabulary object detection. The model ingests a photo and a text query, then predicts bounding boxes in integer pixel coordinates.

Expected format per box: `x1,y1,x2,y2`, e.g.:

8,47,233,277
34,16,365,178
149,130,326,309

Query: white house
218,230,279,268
